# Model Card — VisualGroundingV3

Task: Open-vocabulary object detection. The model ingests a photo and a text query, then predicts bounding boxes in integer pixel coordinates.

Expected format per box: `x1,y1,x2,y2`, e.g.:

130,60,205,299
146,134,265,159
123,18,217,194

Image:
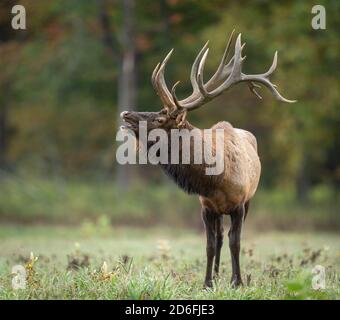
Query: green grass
0,226,339,299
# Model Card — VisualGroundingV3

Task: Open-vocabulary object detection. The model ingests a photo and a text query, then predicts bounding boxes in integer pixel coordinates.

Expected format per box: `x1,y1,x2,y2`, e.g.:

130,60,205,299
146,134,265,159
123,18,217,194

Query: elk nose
120,111,130,119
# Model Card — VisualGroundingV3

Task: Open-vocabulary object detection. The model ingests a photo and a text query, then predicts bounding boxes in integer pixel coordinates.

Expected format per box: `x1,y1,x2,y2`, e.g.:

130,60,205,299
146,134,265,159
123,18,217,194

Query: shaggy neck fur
158,120,223,197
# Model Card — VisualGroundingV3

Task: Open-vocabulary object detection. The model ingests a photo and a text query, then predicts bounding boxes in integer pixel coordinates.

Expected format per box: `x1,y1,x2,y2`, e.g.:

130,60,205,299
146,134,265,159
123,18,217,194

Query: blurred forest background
0,0,339,230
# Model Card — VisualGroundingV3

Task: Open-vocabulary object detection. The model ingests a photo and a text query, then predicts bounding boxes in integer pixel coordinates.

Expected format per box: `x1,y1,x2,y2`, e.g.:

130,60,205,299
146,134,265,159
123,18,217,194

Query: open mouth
120,111,138,131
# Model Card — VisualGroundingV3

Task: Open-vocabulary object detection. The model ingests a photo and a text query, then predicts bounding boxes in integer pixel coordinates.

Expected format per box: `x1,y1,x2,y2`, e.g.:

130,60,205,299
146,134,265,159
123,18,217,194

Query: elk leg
202,208,216,288
214,215,224,277
228,204,244,287
244,200,250,221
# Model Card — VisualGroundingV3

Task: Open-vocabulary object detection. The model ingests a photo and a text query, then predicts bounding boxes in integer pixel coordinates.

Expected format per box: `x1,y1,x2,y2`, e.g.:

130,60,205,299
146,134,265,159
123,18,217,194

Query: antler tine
246,52,276,99
170,33,244,111
172,32,244,110
197,49,212,98
190,41,210,92
196,33,243,99
170,41,209,111
230,33,244,77
244,76,297,103
205,29,235,90
171,81,182,109
152,49,176,110
262,51,278,77
173,31,236,109
248,82,263,99
158,31,295,115
151,62,160,91
218,39,246,83
196,33,296,105
242,50,297,103
176,41,209,105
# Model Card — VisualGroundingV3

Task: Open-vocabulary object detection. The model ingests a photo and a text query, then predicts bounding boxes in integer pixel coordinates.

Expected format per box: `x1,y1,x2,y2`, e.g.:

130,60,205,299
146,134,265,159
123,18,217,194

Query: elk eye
156,118,164,123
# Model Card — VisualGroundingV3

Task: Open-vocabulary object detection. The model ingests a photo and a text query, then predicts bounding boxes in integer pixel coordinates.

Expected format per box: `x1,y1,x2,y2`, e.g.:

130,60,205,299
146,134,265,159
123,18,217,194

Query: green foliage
0,1,338,202
0,174,339,230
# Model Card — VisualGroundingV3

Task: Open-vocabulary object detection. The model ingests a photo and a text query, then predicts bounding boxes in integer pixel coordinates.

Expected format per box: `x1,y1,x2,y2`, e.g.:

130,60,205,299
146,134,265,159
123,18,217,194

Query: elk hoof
204,279,213,288
230,277,243,288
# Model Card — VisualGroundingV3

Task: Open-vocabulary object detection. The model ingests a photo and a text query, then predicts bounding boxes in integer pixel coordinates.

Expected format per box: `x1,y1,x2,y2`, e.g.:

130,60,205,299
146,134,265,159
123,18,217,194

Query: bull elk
121,31,295,287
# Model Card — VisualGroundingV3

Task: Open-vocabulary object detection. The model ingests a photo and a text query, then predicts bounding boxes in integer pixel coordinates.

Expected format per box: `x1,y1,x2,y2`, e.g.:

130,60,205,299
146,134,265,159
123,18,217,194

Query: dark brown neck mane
158,120,222,197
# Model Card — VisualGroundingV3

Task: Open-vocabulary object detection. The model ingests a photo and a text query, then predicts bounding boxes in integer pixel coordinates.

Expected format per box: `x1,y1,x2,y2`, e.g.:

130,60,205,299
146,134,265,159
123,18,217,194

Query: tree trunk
116,0,137,188
0,102,8,168
0,80,10,170
97,0,137,187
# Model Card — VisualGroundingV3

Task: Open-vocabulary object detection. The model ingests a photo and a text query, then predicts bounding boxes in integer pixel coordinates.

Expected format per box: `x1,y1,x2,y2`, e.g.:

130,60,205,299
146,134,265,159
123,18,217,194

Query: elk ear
160,108,170,117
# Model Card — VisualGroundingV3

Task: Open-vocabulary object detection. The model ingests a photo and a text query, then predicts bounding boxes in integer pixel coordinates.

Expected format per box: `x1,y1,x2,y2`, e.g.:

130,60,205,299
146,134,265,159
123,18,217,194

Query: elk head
121,30,296,136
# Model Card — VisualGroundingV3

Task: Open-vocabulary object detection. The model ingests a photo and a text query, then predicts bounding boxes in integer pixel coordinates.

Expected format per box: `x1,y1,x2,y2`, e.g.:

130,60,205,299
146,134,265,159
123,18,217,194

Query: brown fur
122,111,261,215
121,106,261,288
199,121,261,214
120,31,293,287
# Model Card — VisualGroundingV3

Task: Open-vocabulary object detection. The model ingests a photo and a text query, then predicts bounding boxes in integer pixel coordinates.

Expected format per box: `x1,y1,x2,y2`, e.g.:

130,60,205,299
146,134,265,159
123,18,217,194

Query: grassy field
0,225,339,300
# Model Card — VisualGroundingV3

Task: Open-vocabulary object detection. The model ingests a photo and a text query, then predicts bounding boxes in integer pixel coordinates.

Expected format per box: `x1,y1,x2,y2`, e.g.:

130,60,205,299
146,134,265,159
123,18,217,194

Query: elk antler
151,49,176,114
152,31,296,114
172,30,237,110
